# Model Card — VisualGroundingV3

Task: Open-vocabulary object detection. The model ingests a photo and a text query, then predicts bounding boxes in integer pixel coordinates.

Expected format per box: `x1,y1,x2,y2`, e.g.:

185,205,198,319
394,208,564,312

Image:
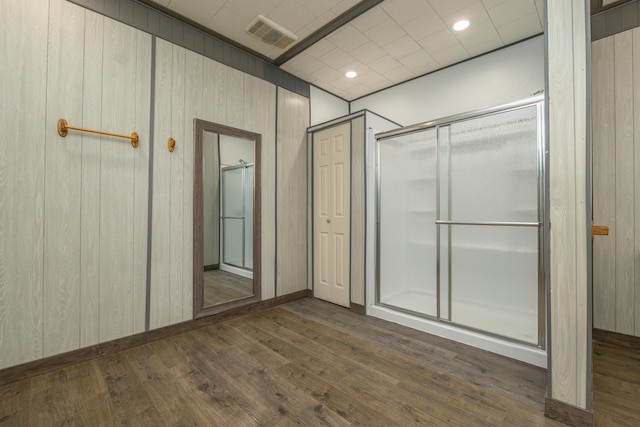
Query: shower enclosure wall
220,163,254,277
371,96,546,366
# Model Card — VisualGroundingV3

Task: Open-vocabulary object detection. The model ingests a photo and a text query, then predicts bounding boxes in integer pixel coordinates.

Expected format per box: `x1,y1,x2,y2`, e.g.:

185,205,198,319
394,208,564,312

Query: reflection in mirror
194,120,261,318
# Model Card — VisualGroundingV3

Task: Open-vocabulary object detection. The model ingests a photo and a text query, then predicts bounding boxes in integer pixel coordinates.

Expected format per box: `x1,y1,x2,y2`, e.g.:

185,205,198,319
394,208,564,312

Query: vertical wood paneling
276,89,310,296
169,45,186,324
547,0,589,409
592,27,640,339
43,0,85,357
0,0,48,368
99,18,138,342
351,116,365,305
614,32,635,335
182,50,203,321
592,37,617,332
150,42,278,326
255,80,277,301
150,38,173,329
80,10,104,347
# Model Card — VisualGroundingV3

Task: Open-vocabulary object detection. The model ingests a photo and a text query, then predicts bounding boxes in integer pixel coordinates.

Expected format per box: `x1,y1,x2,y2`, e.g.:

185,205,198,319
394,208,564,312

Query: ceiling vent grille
246,15,298,49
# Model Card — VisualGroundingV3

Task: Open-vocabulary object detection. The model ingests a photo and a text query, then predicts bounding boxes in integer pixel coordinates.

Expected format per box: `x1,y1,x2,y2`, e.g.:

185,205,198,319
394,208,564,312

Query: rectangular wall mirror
194,119,261,318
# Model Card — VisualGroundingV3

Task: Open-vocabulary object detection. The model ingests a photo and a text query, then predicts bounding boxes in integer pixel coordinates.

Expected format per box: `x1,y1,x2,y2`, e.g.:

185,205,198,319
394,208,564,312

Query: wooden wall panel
0,0,48,369
547,0,589,409
276,89,310,296
613,32,635,335
592,27,640,338
592,37,617,332
169,45,186,325
150,42,278,327
43,0,85,357
80,11,104,347
351,116,365,306
150,39,175,329
259,82,278,301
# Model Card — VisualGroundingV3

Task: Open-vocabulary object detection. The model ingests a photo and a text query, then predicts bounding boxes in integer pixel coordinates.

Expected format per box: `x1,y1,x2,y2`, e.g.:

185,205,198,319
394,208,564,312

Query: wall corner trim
544,397,594,427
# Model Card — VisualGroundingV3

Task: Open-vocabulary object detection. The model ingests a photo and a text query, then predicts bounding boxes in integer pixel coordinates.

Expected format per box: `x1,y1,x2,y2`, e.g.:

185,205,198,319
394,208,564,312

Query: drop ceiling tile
428,0,476,17
269,0,316,33
480,0,507,8
534,0,544,24
312,66,344,83
398,49,439,73
368,54,403,73
456,21,501,49
364,17,407,47
431,43,470,65
351,41,387,64
297,10,338,39
464,36,504,56
382,0,436,26
442,1,491,28
327,25,370,52
496,12,542,44
357,70,392,88
154,0,173,6
295,0,341,16
224,0,276,21
319,47,355,69
287,53,325,74
345,83,375,99
382,66,417,84
331,0,362,14
341,60,372,76
418,29,459,54
384,36,422,59
487,0,537,27
351,6,389,32
304,39,337,58
403,12,447,40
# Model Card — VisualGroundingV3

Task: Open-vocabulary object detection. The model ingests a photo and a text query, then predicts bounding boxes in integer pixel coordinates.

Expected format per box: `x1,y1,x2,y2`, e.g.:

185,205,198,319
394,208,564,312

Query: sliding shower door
378,129,438,317
221,164,253,272
377,97,544,347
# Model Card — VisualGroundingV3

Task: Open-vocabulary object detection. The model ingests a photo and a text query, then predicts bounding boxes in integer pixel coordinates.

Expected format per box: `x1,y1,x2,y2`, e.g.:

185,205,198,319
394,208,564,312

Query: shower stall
220,163,254,276
372,96,545,366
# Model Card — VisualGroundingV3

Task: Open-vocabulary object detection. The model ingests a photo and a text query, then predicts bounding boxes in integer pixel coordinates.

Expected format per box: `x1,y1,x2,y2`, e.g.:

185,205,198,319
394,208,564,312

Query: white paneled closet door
313,123,351,308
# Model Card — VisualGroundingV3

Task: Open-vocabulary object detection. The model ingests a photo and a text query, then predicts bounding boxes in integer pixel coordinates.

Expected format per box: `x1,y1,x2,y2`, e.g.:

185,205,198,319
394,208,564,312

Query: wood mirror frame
193,119,261,318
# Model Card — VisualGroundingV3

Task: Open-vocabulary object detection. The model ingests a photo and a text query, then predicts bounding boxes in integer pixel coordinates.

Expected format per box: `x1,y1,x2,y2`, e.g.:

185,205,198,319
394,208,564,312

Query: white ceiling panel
150,0,544,101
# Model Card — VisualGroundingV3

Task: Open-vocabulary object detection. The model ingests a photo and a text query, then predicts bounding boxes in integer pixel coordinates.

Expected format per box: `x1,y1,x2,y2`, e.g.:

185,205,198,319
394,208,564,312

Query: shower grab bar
435,220,541,227
221,216,245,220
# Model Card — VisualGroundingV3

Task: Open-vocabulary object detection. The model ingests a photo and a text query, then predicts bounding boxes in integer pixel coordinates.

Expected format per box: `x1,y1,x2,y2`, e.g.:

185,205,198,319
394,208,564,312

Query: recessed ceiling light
453,20,470,31
345,71,357,78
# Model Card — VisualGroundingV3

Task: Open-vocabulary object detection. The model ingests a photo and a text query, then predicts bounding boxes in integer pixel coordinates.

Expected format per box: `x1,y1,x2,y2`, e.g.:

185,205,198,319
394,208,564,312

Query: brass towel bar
57,118,139,148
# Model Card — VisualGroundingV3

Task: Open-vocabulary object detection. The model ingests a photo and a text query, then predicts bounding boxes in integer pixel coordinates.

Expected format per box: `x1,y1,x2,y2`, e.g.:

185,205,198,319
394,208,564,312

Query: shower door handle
591,220,609,240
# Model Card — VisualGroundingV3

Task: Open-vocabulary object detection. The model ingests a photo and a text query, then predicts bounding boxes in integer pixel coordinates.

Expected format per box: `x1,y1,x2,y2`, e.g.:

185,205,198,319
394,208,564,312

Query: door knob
327,219,331,223
591,220,609,240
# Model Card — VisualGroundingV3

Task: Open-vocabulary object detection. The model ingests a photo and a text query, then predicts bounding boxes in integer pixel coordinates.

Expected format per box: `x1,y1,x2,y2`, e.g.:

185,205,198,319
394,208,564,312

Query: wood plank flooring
203,269,253,307
592,339,640,426
0,298,633,426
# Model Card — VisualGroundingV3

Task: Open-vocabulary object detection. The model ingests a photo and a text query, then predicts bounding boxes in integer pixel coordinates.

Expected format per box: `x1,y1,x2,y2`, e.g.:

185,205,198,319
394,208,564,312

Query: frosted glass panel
223,218,244,267
444,106,538,222
378,129,437,317
222,168,243,217
448,225,538,344
244,166,254,269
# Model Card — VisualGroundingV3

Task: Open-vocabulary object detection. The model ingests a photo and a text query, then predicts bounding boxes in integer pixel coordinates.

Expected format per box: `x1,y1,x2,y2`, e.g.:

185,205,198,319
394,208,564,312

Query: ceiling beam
274,0,385,66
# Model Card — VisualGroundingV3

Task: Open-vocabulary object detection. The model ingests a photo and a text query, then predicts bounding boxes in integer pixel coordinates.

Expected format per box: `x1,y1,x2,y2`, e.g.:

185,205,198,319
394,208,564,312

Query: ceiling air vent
246,15,298,49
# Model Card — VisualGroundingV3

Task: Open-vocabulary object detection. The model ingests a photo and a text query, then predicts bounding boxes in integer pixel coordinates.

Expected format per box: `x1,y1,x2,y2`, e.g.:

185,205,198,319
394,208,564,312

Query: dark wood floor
592,339,640,426
0,298,635,426
203,269,253,307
